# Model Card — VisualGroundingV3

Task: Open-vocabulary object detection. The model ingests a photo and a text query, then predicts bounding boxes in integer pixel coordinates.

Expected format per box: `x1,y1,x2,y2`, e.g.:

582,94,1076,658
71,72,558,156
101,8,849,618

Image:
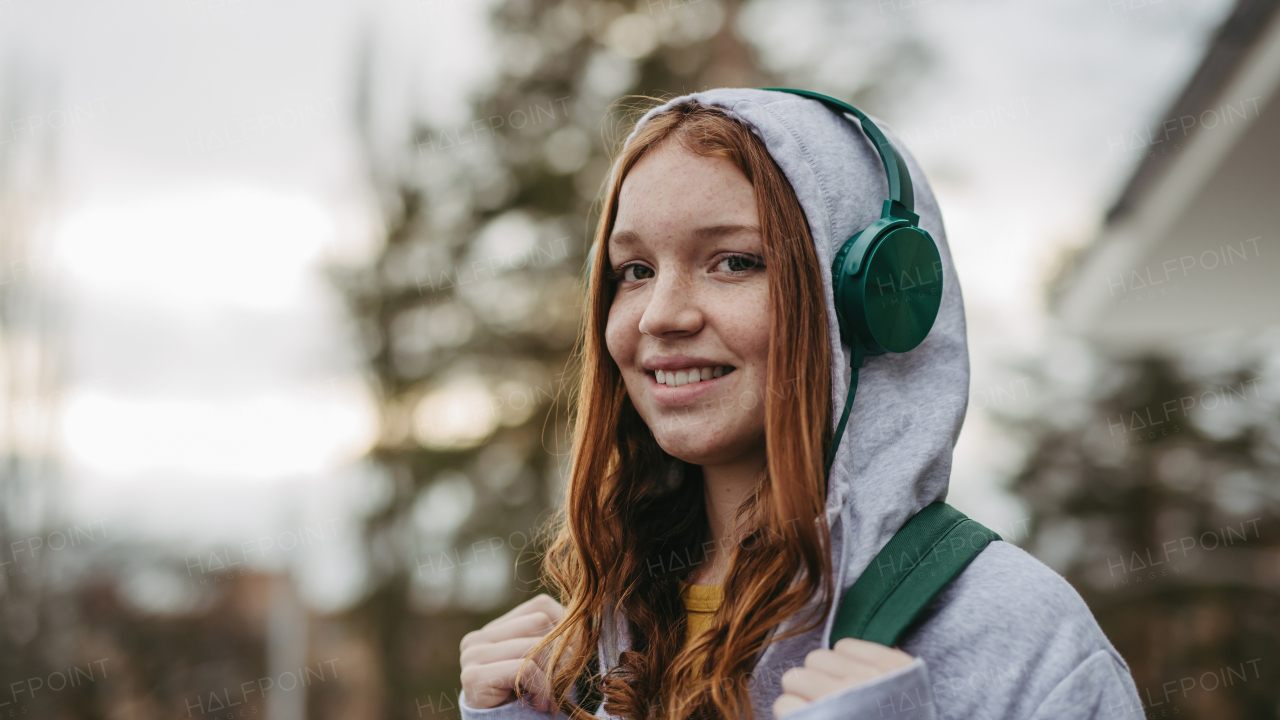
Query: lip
646,366,735,407
642,354,732,372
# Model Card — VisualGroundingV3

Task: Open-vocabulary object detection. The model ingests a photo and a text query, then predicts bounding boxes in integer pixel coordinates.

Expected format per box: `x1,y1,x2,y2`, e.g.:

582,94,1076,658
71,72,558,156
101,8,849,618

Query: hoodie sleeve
459,692,552,720
780,658,937,720
459,676,596,720
1025,651,1147,720
900,542,1147,720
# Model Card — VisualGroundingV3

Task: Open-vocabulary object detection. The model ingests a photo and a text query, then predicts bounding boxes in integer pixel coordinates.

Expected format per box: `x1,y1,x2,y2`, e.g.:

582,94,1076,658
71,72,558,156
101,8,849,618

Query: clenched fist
460,594,566,712
773,638,913,718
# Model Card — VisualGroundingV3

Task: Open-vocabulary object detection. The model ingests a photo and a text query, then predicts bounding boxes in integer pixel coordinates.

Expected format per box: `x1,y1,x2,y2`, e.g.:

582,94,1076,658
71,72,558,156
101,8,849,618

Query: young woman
458,89,1143,720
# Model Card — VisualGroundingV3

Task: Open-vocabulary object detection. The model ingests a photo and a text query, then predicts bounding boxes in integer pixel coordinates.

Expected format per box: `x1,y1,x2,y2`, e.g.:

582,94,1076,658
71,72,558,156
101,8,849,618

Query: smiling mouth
651,366,735,388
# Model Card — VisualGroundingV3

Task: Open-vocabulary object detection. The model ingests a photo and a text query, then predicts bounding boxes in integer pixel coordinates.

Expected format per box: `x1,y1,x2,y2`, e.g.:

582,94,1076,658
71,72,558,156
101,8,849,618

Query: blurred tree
0,72,287,720
337,0,933,716
1005,346,1280,719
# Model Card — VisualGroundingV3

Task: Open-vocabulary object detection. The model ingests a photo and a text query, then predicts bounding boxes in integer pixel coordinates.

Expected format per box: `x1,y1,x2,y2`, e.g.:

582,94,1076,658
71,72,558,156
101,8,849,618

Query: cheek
718,286,771,363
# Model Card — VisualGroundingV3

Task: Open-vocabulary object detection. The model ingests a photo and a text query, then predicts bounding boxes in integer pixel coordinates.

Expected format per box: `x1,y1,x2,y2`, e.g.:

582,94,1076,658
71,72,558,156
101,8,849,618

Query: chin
651,426,745,467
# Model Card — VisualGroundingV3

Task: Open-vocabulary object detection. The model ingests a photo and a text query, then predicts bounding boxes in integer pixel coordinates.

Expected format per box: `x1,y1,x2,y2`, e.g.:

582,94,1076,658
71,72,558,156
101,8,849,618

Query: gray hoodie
459,88,1145,720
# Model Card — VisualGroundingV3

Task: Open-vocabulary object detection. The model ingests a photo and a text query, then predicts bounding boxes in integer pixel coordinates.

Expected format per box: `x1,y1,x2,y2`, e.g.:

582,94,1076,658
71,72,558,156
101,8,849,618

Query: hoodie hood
613,87,970,702
625,87,968,585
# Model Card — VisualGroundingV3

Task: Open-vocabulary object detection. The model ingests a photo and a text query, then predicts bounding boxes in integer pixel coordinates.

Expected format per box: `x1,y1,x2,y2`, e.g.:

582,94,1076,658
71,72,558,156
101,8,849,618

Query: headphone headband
762,88,916,220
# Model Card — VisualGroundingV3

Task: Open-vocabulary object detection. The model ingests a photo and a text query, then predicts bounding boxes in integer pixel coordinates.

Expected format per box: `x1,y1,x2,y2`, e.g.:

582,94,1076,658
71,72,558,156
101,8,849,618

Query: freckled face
604,142,770,467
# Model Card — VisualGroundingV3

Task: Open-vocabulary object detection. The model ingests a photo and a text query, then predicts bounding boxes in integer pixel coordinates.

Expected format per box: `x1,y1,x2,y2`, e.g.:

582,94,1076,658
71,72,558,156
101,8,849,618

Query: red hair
527,99,834,720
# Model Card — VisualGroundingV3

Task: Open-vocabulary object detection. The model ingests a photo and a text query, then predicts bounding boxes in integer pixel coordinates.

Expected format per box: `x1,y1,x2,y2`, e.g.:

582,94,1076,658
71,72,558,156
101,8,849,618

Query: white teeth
655,366,731,386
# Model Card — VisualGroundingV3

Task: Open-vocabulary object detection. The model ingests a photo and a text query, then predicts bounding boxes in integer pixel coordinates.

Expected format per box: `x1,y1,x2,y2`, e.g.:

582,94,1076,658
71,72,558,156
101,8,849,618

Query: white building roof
1053,0,1280,354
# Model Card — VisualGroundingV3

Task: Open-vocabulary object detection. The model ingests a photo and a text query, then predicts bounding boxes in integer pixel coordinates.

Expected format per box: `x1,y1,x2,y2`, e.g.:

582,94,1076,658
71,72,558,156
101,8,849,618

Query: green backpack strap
830,503,1000,648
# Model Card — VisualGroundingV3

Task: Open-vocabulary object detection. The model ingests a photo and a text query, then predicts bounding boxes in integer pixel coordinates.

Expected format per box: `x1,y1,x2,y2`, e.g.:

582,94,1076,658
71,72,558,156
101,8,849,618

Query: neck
691,447,766,585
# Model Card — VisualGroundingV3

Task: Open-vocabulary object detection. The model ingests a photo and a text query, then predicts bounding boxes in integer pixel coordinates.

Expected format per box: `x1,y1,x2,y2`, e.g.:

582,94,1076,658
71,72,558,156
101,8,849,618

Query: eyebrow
693,224,761,241
607,224,762,249
609,229,642,249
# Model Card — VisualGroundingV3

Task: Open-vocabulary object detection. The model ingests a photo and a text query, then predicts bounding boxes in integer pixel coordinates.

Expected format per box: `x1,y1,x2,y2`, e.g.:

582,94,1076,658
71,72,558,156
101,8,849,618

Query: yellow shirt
681,583,724,645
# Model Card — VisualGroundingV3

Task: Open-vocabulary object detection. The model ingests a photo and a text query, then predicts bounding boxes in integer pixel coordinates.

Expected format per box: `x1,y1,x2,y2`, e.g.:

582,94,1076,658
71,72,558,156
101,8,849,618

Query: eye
715,253,764,274
620,263,655,282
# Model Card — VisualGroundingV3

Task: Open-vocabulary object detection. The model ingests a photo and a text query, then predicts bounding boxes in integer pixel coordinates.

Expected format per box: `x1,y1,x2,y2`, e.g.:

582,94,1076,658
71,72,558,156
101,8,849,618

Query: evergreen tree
1006,343,1280,718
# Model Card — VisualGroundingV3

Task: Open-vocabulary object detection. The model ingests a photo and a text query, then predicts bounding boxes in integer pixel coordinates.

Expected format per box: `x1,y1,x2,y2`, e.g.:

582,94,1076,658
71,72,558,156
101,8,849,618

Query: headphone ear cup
834,227,944,356
852,227,944,354
830,234,861,346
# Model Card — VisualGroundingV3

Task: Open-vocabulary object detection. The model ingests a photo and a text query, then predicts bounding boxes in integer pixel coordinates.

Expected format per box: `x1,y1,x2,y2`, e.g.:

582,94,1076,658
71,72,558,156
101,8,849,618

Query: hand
460,593,566,712
772,639,913,719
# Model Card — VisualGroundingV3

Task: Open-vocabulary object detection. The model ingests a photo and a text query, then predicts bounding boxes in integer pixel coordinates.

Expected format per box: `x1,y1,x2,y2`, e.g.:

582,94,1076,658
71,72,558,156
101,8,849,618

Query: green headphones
583,88,943,475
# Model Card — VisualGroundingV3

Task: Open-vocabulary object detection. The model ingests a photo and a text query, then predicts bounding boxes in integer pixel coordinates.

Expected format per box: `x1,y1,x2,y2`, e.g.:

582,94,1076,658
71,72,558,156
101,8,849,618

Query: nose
637,269,703,339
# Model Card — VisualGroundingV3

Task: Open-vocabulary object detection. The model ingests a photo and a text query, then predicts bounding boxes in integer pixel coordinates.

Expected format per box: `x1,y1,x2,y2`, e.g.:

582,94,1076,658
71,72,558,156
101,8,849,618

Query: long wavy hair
525,99,835,720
